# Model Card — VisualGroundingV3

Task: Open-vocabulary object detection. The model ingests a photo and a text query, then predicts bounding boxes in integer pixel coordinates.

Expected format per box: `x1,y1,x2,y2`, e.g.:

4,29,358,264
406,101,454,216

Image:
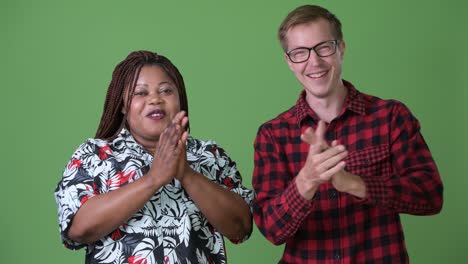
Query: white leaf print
126,213,160,238
64,184,93,211
197,227,224,255
220,165,238,180
211,233,224,255
96,164,117,193
93,160,113,178
163,235,177,253
196,249,209,264
130,238,156,264
199,148,216,167
95,237,123,263
179,215,191,247
61,159,81,186
187,206,204,232
161,215,181,237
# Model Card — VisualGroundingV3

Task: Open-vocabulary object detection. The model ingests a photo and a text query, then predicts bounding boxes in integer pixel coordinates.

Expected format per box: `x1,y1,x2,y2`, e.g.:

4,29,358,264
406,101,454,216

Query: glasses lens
315,41,336,57
289,48,310,63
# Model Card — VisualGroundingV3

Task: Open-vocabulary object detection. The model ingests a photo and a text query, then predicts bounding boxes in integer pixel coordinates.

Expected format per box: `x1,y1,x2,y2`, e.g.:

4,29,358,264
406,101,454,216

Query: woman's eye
134,90,147,96
159,87,174,95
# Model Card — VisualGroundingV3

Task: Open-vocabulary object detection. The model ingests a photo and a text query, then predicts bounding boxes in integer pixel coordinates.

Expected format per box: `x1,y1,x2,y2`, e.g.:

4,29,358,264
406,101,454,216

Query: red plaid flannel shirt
252,81,443,263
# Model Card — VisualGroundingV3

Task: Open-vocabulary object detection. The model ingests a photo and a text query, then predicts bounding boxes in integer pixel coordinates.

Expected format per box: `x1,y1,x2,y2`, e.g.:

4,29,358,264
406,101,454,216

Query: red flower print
92,182,99,195
106,171,136,187
80,195,91,204
211,146,218,156
128,256,148,264
111,229,122,240
68,159,81,169
222,177,234,190
98,145,112,160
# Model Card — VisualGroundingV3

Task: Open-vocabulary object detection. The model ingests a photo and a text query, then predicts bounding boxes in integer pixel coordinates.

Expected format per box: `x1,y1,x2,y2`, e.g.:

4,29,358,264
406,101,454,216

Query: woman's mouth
146,109,166,120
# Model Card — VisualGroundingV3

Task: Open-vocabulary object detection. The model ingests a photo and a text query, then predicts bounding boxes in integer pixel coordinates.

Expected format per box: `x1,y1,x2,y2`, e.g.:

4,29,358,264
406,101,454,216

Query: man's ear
285,53,294,72
339,40,346,59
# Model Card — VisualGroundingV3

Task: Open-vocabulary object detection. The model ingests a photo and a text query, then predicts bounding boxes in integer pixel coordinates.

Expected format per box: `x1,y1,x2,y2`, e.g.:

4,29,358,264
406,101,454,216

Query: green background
1,0,466,263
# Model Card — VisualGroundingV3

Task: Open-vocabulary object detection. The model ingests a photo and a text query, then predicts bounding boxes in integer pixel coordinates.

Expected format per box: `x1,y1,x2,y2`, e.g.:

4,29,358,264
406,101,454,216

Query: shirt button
314,192,321,200
334,253,341,260
329,190,338,199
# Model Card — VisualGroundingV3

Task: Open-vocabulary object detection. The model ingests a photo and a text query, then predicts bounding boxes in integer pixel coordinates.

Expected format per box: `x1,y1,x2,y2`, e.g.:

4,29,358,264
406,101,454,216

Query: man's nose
307,50,322,66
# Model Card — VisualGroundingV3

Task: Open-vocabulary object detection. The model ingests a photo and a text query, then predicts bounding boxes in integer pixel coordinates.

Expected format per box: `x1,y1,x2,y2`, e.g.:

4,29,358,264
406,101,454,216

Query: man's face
285,19,345,100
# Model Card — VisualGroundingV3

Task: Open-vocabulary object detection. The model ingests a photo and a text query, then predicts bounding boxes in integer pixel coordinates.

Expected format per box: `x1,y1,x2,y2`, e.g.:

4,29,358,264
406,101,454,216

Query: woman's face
124,65,181,149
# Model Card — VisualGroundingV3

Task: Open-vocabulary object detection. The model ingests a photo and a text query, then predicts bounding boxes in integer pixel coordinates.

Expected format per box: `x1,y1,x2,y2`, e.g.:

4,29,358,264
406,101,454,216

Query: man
252,5,443,263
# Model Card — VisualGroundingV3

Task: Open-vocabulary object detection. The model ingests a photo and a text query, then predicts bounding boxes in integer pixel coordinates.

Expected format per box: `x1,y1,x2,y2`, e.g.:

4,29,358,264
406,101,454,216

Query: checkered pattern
252,81,443,263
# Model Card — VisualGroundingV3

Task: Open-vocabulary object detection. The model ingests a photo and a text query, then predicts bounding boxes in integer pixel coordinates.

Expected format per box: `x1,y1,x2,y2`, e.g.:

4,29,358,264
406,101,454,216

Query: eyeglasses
286,40,339,63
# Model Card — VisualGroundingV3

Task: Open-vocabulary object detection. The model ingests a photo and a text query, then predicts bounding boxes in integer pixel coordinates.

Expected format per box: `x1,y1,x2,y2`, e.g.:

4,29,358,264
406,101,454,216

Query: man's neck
306,85,348,123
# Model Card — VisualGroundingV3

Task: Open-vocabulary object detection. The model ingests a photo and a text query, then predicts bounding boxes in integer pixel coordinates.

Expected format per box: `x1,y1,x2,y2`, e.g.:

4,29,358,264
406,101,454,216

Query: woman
54,50,253,264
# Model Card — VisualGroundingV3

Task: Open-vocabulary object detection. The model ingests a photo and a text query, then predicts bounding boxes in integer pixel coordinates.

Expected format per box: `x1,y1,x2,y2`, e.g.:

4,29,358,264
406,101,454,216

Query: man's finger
315,120,327,143
301,127,316,144
319,161,346,181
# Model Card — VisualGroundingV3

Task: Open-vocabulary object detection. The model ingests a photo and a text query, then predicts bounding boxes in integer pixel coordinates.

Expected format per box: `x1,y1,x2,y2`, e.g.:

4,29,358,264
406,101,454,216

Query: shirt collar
294,80,366,125
113,128,150,156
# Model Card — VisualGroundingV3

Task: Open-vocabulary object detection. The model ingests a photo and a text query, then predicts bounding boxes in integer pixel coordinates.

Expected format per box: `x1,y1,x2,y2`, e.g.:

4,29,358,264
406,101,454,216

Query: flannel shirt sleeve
252,124,314,245
361,102,443,215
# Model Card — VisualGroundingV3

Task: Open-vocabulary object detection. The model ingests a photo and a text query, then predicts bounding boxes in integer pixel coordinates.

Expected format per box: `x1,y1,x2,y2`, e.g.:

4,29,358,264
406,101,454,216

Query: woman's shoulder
187,136,233,159
68,137,112,159
187,135,217,148
187,135,223,155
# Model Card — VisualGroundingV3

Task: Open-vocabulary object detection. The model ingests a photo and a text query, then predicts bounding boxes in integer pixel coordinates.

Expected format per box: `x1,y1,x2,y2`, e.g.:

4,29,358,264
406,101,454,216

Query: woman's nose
148,92,163,104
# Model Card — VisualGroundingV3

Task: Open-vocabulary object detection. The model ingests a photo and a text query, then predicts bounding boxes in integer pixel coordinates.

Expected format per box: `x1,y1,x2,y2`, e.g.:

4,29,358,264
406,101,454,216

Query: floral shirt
54,128,254,264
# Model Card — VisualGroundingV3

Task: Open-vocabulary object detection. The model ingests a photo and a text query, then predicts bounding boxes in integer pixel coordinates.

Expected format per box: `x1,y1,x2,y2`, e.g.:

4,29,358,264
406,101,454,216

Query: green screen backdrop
1,0,466,263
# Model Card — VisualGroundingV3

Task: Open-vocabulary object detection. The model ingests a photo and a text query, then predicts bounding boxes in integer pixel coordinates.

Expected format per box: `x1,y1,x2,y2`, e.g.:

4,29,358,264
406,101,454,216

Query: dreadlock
95,50,190,140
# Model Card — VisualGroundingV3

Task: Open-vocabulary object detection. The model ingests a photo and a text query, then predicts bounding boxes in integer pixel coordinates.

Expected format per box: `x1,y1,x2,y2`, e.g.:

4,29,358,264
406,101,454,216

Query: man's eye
317,45,332,51
292,49,308,56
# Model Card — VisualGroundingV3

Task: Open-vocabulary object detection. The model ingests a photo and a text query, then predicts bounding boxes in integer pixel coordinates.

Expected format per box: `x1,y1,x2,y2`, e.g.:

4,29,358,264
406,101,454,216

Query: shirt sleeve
361,102,443,215
53,142,99,250
207,143,255,243
194,141,254,243
252,124,315,245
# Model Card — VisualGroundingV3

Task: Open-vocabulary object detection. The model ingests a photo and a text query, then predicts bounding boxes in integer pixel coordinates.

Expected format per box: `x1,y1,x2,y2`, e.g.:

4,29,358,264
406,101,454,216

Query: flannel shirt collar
294,80,366,125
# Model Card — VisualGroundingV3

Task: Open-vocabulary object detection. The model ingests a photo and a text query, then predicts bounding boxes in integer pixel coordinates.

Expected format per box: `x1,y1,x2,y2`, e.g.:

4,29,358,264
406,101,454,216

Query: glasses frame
286,40,340,63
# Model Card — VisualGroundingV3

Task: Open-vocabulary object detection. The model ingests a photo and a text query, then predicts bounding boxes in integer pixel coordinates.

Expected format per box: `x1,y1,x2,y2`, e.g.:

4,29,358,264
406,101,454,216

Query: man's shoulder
347,81,405,109
360,91,408,113
258,105,297,130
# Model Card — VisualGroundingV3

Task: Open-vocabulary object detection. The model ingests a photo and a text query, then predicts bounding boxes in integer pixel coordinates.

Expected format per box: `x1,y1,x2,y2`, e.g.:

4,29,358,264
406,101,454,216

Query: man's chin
304,82,332,97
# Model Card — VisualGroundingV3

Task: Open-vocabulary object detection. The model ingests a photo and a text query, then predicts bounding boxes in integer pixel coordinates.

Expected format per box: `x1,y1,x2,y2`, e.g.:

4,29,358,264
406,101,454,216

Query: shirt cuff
360,175,388,205
283,179,314,217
